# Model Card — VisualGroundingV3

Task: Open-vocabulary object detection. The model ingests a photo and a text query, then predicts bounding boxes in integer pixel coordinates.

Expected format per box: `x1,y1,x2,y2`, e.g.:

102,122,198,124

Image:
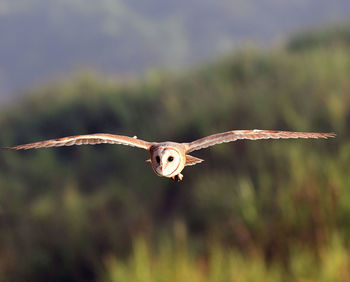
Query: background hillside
0,28,349,281
1,0,350,99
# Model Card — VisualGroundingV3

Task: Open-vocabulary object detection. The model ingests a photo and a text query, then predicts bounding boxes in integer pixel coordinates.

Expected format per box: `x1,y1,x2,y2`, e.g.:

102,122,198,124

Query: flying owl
6,129,335,181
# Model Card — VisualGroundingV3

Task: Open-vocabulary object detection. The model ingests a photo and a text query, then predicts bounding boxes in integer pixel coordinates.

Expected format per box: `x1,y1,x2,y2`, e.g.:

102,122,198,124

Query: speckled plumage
6,130,335,181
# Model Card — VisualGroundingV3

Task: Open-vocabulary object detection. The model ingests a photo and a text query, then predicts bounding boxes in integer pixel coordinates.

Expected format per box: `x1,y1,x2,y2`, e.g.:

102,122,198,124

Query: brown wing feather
186,129,335,153
6,133,151,151
185,155,204,166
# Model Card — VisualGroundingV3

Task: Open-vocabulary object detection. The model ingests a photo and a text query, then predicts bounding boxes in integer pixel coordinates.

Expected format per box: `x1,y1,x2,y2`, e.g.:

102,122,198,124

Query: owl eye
168,156,174,162
156,156,160,163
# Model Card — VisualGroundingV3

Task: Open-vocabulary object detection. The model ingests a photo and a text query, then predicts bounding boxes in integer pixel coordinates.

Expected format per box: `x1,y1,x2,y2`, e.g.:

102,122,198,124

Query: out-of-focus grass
104,234,350,282
0,26,349,281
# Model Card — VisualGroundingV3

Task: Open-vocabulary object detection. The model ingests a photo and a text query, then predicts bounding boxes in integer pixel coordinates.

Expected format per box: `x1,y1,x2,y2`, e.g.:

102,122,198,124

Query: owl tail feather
185,155,204,166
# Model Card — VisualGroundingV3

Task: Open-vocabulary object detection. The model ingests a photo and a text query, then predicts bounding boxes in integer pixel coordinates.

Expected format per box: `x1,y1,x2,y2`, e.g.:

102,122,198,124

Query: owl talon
172,173,183,182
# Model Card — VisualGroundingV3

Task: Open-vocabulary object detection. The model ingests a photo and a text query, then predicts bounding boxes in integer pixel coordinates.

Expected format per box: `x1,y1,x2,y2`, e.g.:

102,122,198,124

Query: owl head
150,145,184,178
7,130,335,182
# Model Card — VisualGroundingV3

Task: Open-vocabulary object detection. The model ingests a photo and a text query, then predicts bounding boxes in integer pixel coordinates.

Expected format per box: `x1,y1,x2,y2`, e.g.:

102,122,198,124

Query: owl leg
172,173,183,182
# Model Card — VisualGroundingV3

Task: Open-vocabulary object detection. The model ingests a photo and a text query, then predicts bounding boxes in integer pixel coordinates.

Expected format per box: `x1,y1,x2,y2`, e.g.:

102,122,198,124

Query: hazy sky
0,0,350,100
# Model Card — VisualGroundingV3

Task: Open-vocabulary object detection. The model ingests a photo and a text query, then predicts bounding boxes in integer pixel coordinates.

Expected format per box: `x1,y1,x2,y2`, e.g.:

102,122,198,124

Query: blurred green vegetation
0,27,349,281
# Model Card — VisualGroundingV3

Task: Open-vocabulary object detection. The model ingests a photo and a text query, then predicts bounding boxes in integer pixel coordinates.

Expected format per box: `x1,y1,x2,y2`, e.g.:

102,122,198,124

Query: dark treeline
0,28,349,281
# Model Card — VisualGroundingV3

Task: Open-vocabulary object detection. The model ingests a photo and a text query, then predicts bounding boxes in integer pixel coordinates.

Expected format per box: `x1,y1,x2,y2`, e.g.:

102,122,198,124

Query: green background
0,27,349,281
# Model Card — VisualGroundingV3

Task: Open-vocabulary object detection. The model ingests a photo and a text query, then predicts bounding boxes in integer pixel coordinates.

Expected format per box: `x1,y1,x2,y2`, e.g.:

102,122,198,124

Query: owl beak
158,161,165,175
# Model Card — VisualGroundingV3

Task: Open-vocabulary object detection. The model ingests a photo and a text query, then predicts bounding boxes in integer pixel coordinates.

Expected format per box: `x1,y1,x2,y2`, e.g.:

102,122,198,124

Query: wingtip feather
325,132,336,138
3,145,21,150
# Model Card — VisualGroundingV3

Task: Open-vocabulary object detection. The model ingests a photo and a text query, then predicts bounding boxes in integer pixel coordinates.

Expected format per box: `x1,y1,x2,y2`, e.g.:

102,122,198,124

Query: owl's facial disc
152,148,181,177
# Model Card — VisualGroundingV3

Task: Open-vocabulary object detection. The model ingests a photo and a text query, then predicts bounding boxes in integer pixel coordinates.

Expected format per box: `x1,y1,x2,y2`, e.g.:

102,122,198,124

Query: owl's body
6,129,335,181
149,142,186,180
148,142,204,181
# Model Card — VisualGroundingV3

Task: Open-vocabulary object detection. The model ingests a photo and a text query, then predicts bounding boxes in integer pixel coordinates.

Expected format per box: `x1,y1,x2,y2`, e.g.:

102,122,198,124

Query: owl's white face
151,147,183,178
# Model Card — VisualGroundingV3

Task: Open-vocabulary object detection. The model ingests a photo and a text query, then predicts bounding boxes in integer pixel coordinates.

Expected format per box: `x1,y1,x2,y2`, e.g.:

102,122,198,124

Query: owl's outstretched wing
185,129,335,153
6,133,152,151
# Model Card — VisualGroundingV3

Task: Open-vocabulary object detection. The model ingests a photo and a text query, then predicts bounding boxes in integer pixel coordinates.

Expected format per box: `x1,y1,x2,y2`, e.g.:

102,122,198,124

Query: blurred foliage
287,25,350,51
0,27,349,281
104,234,350,282
2,0,350,97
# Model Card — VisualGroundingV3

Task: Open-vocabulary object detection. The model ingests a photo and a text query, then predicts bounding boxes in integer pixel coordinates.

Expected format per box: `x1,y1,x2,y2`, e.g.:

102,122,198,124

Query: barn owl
7,130,335,182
